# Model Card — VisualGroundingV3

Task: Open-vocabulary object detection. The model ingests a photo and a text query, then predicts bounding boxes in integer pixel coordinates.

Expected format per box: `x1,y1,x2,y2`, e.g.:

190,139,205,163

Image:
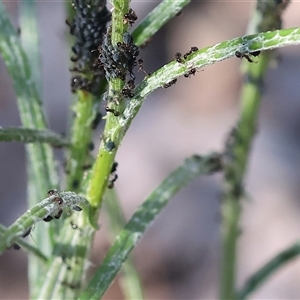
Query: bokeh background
1,1,300,299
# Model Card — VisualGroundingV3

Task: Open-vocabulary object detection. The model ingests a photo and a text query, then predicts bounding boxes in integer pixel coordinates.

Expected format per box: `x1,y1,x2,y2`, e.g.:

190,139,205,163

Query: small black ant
235,50,261,63
163,78,177,88
183,46,199,60
184,68,197,78
123,8,138,27
175,52,183,63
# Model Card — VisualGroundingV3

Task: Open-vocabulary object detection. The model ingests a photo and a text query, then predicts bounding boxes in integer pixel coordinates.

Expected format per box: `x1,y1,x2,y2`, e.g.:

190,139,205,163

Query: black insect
105,140,116,151
183,46,199,60
235,50,261,63
66,0,111,94
184,68,197,78
122,88,134,98
105,106,120,117
163,79,177,88
107,161,118,189
127,79,135,90
47,189,57,196
123,8,138,27
43,215,54,222
91,112,102,129
175,52,183,63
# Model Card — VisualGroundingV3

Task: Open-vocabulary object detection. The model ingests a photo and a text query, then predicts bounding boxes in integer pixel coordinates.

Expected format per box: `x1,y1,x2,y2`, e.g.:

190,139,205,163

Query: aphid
122,88,134,98
88,142,95,151
72,206,82,212
175,52,183,63
72,179,80,189
105,140,116,151
123,32,133,45
123,8,138,26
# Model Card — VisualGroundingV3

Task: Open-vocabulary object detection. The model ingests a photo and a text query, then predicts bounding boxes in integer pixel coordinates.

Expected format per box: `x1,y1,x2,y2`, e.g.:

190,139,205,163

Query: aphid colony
66,0,111,94
98,30,140,92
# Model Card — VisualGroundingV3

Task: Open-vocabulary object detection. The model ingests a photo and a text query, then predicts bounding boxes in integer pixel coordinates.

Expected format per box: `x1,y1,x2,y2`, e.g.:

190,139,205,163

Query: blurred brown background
1,1,300,299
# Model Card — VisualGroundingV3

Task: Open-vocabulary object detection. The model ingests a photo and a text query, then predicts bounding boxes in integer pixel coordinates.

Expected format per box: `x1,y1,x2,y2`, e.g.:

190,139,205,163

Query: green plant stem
65,90,96,192
37,216,94,300
132,0,191,47
87,0,130,219
220,2,291,297
79,154,221,300
0,127,69,147
220,46,271,300
237,241,300,299
104,189,144,300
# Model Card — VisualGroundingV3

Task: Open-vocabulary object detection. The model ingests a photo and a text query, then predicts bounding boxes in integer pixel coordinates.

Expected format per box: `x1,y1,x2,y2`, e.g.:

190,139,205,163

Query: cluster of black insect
99,29,139,85
66,0,111,94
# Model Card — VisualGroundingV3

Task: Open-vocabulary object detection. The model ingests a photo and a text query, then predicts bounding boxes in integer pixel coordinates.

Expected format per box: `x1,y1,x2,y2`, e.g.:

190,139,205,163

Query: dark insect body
183,46,199,59
107,161,118,188
175,52,183,63
184,68,197,78
105,106,120,117
123,8,138,27
163,79,177,88
66,0,111,94
235,50,261,63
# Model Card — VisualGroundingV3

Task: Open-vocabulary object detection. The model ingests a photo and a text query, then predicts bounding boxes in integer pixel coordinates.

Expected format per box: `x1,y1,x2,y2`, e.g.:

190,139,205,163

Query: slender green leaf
104,189,144,300
123,27,300,134
237,242,300,299
79,154,221,300
0,224,48,263
132,0,191,47
0,127,69,147
0,2,59,296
